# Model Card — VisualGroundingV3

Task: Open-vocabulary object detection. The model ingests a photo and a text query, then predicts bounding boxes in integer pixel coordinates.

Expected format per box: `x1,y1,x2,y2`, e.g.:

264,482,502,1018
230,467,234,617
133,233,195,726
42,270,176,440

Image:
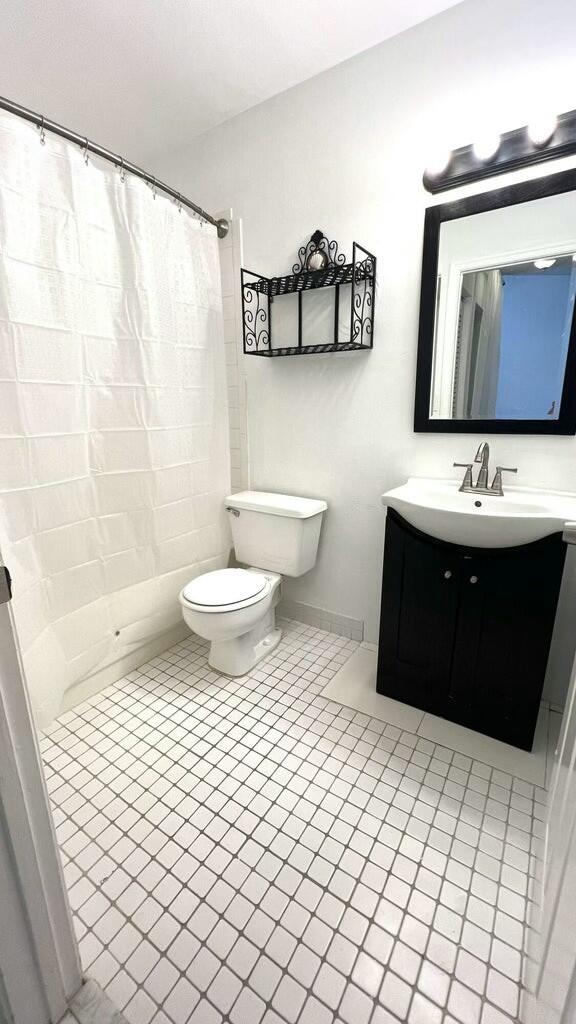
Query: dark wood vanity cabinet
377,509,566,750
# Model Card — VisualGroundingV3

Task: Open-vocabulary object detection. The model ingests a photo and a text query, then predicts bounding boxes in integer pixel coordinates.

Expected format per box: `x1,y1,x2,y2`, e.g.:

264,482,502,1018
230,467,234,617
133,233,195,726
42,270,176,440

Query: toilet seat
180,568,271,613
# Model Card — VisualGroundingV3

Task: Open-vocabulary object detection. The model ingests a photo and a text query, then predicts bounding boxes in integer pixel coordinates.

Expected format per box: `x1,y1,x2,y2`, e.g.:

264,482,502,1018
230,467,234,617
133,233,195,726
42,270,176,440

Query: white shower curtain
0,111,231,727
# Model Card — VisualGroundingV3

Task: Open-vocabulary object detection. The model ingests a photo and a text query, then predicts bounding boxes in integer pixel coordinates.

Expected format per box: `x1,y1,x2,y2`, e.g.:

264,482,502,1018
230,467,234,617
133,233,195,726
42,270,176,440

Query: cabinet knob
443,570,452,579
470,575,478,584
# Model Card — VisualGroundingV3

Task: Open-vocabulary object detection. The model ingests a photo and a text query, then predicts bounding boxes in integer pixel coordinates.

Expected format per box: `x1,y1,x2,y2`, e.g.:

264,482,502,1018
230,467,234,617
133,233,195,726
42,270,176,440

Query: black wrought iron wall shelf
241,230,376,357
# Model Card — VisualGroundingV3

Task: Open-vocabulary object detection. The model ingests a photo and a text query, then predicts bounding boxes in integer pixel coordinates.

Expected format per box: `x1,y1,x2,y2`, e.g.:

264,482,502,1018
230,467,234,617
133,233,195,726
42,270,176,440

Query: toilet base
208,607,282,676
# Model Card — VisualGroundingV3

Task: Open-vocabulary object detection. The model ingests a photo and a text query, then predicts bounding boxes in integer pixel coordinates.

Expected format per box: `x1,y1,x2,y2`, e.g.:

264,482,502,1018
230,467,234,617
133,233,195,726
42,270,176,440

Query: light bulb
425,150,451,178
472,135,501,162
527,114,557,147
533,258,556,269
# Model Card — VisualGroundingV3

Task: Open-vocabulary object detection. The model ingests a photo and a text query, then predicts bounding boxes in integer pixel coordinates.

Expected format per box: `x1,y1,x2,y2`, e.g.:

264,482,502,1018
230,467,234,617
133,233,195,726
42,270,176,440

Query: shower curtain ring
119,157,125,183
82,137,89,165
152,177,157,199
176,193,182,212
38,115,46,145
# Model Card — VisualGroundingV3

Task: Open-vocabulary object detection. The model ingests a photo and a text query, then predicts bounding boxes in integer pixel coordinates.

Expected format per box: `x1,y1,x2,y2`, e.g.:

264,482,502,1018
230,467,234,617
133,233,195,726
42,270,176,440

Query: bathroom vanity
377,476,576,750
388,164,576,750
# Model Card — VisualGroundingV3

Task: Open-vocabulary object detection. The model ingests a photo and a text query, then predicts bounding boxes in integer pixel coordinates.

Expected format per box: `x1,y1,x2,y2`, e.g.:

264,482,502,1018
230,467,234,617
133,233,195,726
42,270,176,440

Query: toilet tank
225,491,327,577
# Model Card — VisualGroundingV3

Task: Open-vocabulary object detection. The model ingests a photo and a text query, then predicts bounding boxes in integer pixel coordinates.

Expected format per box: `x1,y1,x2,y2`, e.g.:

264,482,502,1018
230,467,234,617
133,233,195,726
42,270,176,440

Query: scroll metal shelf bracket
241,230,376,358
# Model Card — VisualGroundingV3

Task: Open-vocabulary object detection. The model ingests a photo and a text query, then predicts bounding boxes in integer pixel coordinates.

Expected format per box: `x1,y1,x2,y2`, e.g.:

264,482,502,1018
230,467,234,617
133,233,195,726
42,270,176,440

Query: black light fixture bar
423,108,576,194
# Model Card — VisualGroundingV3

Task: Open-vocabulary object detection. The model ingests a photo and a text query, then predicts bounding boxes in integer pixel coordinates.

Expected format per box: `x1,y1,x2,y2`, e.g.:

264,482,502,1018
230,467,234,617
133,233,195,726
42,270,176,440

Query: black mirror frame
414,167,576,435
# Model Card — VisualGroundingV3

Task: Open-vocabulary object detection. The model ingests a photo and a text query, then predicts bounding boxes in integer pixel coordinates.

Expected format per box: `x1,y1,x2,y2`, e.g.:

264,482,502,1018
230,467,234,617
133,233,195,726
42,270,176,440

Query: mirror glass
429,191,576,422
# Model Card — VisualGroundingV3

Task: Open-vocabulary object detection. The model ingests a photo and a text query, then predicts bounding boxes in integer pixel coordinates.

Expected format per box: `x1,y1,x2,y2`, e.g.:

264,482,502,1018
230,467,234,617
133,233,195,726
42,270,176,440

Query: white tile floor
63,978,130,1023
324,644,560,788
40,620,544,1024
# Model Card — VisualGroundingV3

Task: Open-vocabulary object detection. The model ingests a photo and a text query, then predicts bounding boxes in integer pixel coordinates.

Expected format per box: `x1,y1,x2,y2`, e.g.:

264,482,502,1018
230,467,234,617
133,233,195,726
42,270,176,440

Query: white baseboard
278,598,363,641
59,622,189,715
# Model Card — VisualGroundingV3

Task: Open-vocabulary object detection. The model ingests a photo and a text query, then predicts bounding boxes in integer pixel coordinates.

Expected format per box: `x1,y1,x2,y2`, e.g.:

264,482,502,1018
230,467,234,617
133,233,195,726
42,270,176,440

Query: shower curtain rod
0,95,229,237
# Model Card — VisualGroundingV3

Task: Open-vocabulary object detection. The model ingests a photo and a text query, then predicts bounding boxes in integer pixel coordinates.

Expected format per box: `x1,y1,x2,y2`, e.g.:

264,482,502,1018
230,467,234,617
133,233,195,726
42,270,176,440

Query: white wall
156,0,576,706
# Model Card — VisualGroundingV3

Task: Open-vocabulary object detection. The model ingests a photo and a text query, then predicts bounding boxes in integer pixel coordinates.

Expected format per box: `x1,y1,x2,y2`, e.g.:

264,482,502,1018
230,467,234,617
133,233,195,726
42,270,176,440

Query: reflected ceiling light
534,258,556,269
425,150,452,178
527,114,558,147
472,135,501,162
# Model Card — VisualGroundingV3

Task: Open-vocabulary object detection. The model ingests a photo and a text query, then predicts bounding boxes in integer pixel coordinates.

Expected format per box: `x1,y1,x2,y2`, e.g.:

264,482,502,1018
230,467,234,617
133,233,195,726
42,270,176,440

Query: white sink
382,477,576,548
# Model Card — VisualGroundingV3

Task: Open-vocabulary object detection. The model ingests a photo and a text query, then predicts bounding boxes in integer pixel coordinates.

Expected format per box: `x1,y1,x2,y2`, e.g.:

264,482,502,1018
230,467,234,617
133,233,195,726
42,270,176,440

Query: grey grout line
414,710,427,735
41,620,543,1024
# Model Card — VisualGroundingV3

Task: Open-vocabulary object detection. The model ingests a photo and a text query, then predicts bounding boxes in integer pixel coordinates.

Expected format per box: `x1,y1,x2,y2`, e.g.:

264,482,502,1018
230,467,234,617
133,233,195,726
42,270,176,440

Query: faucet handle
454,462,473,490
491,466,517,495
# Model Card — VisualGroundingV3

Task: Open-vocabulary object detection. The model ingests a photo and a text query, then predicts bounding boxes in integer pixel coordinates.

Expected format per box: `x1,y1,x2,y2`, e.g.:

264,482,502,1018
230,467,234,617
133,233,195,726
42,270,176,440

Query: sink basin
382,477,576,548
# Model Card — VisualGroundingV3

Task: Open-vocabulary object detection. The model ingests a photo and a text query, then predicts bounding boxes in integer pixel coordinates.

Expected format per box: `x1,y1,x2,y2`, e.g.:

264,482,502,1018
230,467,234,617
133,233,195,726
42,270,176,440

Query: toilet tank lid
226,491,327,519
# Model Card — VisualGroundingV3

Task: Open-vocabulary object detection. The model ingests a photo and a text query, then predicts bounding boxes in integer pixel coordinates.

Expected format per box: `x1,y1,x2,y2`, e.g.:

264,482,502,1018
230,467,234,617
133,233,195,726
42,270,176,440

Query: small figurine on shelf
306,231,329,270
294,229,346,274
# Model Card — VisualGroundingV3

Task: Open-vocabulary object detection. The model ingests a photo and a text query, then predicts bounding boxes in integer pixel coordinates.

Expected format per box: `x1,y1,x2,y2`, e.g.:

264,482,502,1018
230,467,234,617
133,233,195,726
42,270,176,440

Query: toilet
179,490,327,675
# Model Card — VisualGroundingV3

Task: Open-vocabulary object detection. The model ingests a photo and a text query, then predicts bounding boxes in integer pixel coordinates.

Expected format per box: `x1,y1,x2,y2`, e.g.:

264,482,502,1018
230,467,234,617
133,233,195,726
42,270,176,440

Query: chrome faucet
454,442,517,496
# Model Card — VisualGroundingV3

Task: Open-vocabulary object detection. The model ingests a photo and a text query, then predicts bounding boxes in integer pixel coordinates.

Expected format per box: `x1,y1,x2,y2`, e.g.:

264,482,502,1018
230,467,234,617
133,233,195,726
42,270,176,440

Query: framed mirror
414,168,576,433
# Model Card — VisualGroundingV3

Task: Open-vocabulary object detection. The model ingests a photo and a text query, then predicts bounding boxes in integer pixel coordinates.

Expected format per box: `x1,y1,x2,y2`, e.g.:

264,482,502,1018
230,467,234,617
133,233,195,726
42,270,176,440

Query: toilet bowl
180,490,327,676
179,567,282,676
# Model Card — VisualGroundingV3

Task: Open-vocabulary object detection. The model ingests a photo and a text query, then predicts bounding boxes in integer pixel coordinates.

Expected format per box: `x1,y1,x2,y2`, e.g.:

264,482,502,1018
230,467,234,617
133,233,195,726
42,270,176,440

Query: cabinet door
449,534,566,749
377,510,460,713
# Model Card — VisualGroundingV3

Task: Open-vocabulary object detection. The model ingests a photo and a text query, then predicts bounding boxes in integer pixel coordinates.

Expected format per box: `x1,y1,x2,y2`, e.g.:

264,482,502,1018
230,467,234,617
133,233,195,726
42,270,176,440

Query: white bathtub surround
41,620,541,1024
0,110,231,727
59,623,189,715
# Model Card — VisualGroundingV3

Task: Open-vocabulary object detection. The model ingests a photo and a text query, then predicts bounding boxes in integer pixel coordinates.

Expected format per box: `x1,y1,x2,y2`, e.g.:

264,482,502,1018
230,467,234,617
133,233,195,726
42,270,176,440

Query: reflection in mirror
445,255,575,420
420,178,576,433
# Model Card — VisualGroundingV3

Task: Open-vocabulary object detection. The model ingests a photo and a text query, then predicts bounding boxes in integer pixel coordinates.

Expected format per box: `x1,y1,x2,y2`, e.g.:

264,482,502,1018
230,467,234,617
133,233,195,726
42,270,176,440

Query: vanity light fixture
534,258,556,269
527,114,558,147
423,106,576,193
425,150,452,178
472,135,501,162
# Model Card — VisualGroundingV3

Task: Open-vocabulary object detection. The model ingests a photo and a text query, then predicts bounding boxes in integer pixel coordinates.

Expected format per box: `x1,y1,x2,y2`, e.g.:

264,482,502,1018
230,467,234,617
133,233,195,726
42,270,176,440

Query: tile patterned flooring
62,978,131,1024
40,620,544,1024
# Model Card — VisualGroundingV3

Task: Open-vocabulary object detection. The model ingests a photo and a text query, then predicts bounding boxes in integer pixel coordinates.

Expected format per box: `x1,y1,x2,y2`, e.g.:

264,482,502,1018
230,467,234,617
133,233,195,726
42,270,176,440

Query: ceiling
0,0,462,166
